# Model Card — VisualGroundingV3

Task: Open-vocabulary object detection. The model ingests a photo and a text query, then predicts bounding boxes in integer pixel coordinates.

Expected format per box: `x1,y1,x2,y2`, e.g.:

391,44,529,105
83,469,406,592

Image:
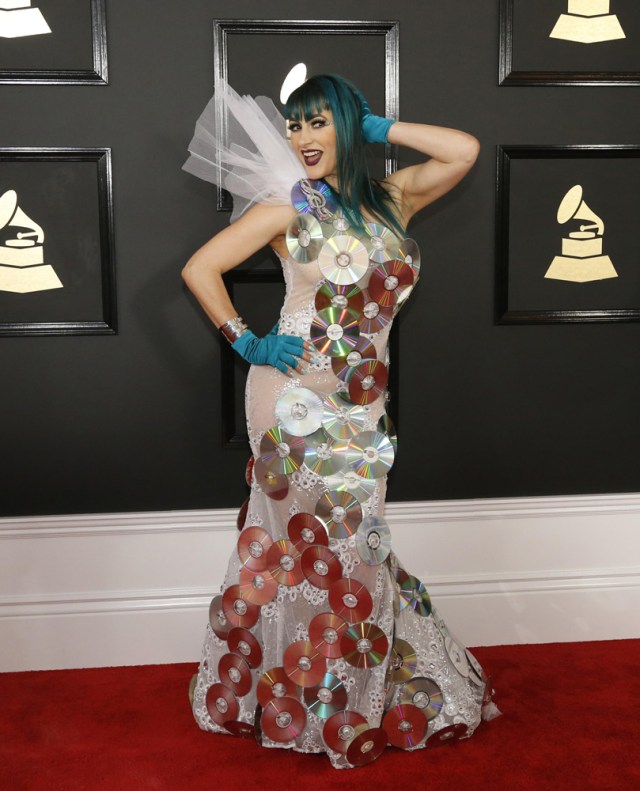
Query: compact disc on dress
382,704,428,749
359,296,393,335
283,640,326,687
322,470,377,504
291,178,337,222
259,426,305,475
363,222,401,264
328,578,373,623
465,649,485,687
287,512,328,551
397,237,421,285
218,652,252,697
236,496,250,532
398,677,444,721
237,526,273,572
188,673,197,707
227,627,263,668
315,488,363,539
340,622,389,669
304,431,348,477
321,392,368,441
369,260,415,308
346,430,395,479
310,307,360,358
253,457,289,501
206,682,238,726
323,710,368,755
426,723,468,748
221,584,260,629
397,575,432,617
257,666,299,707
285,213,324,263
267,539,304,586
245,456,255,487
223,719,255,739
208,594,232,640
303,672,348,719
388,638,418,684
331,337,377,382
346,727,387,766
275,387,323,437
347,359,388,406
376,414,398,453
315,280,365,314
301,545,343,589
261,696,307,743
355,516,392,566
318,235,369,285
238,565,278,606
445,635,470,678
321,208,352,237
483,675,495,705
309,612,349,659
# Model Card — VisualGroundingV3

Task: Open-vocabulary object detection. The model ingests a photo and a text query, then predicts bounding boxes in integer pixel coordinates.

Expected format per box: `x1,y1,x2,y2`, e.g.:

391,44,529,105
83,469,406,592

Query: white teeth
303,150,321,158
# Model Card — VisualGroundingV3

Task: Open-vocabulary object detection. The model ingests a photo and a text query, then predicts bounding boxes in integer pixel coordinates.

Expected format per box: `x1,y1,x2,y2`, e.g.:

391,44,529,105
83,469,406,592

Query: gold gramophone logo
545,184,617,283
550,1,625,44
0,1,50,38
0,189,63,293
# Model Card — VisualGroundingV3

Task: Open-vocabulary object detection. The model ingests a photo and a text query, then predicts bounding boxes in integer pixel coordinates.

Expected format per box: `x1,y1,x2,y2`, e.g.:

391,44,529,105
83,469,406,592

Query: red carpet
1,641,638,791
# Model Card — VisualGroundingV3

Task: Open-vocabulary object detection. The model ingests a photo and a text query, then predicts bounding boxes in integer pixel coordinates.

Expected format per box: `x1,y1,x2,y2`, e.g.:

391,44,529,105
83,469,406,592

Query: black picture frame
495,144,640,324
0,0,108,85
0,147,116,336
499,0,640,86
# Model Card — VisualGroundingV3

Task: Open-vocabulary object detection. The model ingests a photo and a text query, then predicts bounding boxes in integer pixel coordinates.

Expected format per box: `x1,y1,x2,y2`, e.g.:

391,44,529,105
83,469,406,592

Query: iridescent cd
287,512,328,552
331,337,377,382
321,208,352,238
267,539,304,587
283,640,326,687
303,673,348,719
323,710,368,755
426,723,468,748
369,260,415,308
188,673,197,707
315,281,365,314
376,414,398,453
223,720,255,739
218,652,252,697
315,489,363,539
261,696,307,743
245,456,255,487
208,594,231,640
347,360,388,406
291,178,337,222
275,387,323,437
286,213,324,263
465,649,485,687
397,237,421,285
359,296,393,335
221,584,260,629
322,470,377,504
340,622,389,669
328,578,373,623
355,516,392,566
309,612,349,659
206,682,238,726
310,307,360,358
238,565,278,606
318,235,369,285
397,575,432,617
304,432,348,476
236,496,249,532
363,222,401,264
253,457,289,501
301,545,343,590
445,635,470,678
237,526,273,572
382,704,428,750
257,666,299,708
321,392,368,441
347,430,395,479
227,627,263,668
346,727,387,766
388,638,418,684
259,426,305,475
483,675,495,706
398,677,444,721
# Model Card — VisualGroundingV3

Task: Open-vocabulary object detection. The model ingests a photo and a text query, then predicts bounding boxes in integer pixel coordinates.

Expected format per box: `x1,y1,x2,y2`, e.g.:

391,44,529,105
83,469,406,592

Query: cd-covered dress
185,85,499,769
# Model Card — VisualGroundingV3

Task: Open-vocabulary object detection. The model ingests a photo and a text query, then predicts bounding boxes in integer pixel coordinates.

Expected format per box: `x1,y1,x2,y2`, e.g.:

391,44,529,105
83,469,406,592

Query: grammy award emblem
545,185,617,283
0,189,63,293
0,1,51,39
549,1,625,44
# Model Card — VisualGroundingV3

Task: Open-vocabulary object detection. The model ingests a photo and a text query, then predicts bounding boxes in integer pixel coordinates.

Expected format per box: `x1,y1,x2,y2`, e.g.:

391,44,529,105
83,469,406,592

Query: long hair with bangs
284,74,404,237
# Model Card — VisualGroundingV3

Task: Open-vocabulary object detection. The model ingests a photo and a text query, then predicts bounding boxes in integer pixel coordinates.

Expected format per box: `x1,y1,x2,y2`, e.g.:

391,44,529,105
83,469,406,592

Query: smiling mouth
302,150,322,167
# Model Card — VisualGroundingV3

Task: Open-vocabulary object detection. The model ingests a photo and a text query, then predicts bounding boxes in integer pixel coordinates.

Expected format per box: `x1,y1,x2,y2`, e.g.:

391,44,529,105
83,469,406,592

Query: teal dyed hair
284,74,404,237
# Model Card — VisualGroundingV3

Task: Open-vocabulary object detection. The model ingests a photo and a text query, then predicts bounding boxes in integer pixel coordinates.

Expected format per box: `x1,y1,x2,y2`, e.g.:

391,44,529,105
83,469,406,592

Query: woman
182,74,498,768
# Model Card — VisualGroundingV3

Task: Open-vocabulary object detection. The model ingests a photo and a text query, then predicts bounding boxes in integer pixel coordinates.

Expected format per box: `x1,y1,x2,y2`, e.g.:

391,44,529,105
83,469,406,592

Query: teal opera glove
353,86,395,144
232,330,304,374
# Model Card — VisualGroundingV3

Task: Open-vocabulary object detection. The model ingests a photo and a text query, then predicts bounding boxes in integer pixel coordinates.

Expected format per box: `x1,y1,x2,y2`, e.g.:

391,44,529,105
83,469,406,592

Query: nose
298,122,313,147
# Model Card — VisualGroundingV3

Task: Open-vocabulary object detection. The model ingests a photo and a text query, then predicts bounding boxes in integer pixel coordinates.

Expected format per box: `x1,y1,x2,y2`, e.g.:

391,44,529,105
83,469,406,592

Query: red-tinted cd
239,565,278,606
310,307,361,358
287,512,329,552
347,360,388,406
283,640,326,687
340,622,389,669
236,496,250,532
382,704,428,749
398,677,444,721
328,578,373,623
388,638,418,684
206,682,238,726
223,719,255,739
259,426,305,475
426,723,468,748
303,673,348,719
346,727,387,766
369,260,415,308
267,539,304,586
315,489,362,539
315,281,365,314
323,710,368,755
218,653,252,697
221,584,260,629
227,627,263,668
398,575,432,617
309,612,349,659
363,222,401,264
291,178,337,223
331,337,377,382
261,696,307,743
359,297,393,335
208,594,232,640
245,456,255,487
237,526,273,572
256,666,299,708
253,457,289,501
301,545,343,590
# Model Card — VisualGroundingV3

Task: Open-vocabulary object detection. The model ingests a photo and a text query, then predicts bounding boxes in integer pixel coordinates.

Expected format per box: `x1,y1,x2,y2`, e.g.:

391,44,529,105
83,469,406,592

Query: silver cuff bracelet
220,316,248,344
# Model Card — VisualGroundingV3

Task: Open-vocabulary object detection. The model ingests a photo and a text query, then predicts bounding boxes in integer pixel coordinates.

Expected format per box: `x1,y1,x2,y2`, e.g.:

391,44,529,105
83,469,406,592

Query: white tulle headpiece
182,81,306,222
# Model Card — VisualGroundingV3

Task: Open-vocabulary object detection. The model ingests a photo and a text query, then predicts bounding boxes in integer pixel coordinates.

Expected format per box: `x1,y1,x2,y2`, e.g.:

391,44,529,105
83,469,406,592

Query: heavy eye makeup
287,116,331,133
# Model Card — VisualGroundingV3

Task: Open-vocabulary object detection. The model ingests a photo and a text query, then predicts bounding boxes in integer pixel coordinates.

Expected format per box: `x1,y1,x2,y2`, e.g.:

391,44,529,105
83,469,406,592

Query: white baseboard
1,494,639,672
